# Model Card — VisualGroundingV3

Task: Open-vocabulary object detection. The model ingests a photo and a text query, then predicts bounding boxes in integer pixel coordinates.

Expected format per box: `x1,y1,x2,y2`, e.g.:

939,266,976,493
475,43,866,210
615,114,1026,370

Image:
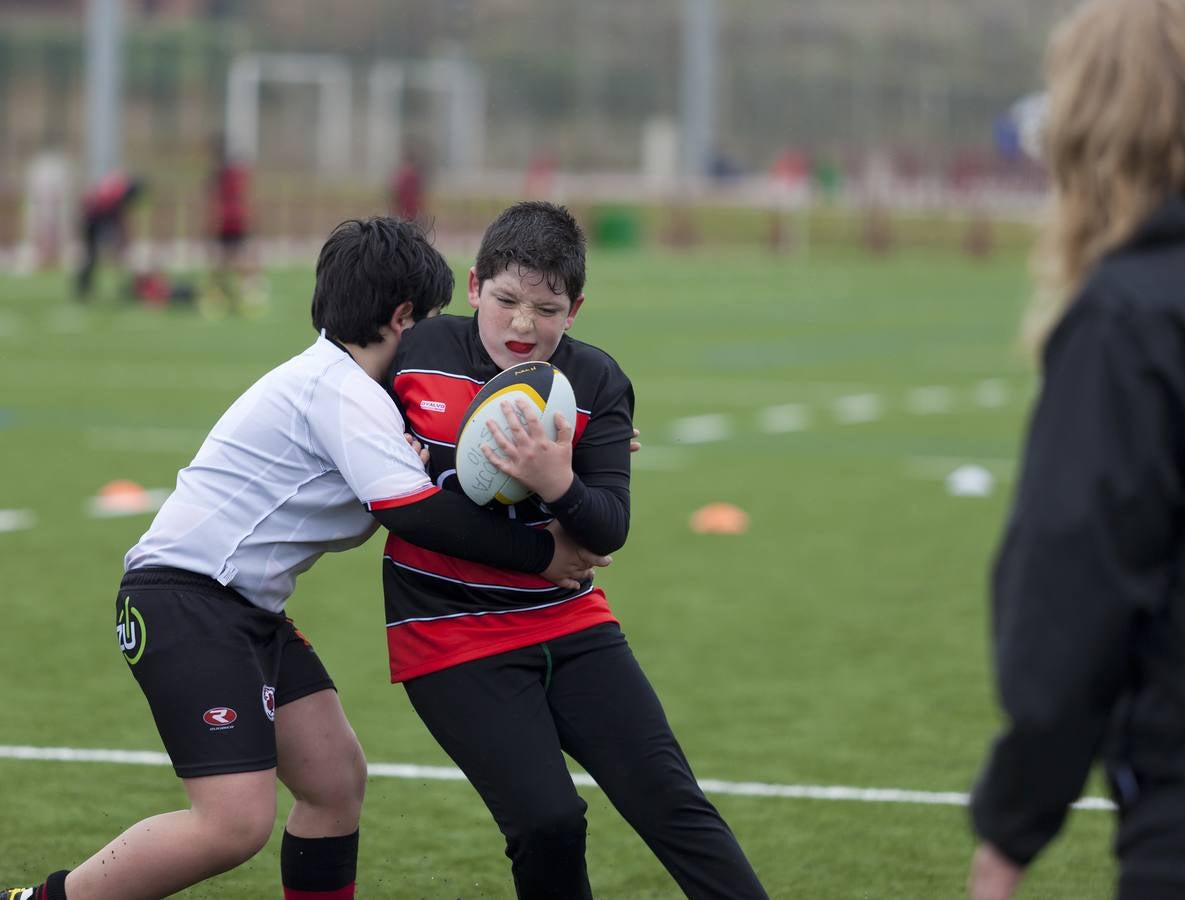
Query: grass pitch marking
758,404,810,433
905,386,954,415
974,379,1009,408
670,414,731,444
0,744,1115,811
833,394,883,424
0,509,36,533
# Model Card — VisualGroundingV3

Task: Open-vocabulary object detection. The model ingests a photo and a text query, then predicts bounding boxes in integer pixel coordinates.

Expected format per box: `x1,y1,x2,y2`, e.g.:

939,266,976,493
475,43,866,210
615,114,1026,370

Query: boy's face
468,266,583,371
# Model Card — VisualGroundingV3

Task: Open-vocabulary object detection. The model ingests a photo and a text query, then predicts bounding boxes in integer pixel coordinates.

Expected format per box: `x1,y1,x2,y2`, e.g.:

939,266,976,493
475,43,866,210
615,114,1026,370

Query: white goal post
366,56,486,180
226,53,353,177
225,52,486,181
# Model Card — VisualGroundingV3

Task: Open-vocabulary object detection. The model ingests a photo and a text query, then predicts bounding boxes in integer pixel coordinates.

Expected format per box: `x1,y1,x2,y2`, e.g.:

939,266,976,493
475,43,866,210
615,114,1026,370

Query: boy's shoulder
390,314,476,390
551,336,632,408
399,313,470,356
412,312,470,339
553,333,628,378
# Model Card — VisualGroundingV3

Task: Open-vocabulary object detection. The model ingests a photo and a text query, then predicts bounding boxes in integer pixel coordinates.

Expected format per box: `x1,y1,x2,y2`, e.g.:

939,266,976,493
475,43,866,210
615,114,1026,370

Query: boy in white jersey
8,217,608,900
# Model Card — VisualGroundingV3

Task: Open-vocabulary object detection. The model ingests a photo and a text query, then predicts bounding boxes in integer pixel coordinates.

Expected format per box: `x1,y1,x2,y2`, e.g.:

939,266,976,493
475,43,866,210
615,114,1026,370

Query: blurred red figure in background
390,153,426,226
207,135,254,312
75,169,144,300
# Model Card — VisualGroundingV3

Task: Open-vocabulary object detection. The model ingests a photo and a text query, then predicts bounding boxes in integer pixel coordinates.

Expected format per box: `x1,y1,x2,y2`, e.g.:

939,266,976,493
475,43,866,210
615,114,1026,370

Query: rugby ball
455,361,577,505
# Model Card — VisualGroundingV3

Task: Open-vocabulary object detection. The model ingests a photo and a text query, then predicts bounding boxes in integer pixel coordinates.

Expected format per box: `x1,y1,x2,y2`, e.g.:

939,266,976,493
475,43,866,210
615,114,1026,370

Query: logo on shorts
420,399,447,413
116,595,147,665
203,707,237,729
262,684,276,722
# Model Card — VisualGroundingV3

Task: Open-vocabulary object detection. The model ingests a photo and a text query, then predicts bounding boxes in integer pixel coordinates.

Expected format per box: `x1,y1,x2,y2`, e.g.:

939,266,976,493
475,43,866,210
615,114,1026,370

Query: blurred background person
968,1,1185,897
74,169,143,300
205,133,255,314
389,145,427,228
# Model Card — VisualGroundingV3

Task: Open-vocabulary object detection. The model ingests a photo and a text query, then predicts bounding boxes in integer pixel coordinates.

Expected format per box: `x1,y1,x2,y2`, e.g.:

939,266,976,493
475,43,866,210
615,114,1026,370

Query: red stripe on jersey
368,484,439,511
386,590,617,682
573,409,590,442
394,371,479,445
384,534,554,589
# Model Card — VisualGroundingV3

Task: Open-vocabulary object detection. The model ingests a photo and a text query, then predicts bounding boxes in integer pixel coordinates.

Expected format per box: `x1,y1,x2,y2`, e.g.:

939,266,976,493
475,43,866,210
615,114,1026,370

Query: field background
0,247,1116,898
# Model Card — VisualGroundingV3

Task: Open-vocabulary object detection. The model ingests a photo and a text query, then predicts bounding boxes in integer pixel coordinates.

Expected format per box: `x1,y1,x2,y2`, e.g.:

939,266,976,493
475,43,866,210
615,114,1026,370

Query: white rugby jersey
125,332,436,613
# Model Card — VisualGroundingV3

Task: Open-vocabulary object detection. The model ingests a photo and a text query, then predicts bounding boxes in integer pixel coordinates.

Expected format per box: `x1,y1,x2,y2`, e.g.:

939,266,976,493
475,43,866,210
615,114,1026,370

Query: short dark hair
311,217,453,345
474,201,585,302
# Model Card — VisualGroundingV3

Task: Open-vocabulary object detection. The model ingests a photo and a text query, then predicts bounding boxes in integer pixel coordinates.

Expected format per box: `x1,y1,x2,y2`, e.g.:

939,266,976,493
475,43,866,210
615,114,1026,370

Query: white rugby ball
455,361,577,505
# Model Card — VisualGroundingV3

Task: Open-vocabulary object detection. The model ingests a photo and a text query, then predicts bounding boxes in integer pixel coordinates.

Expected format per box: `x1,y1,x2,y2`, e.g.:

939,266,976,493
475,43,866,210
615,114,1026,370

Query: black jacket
971,198,1185,865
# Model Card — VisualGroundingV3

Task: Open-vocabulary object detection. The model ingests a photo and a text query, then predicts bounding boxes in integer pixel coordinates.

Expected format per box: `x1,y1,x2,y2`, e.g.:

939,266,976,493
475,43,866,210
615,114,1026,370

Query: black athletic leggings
403,623,768,900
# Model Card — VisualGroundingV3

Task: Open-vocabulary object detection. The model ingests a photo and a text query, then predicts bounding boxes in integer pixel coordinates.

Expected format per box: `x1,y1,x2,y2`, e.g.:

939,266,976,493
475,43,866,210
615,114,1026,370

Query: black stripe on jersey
385,585,597,628
382,556,591,622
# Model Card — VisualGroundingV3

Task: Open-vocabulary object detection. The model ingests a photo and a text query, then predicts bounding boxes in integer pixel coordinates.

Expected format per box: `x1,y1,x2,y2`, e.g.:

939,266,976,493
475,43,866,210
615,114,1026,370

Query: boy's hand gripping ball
455,361,577,505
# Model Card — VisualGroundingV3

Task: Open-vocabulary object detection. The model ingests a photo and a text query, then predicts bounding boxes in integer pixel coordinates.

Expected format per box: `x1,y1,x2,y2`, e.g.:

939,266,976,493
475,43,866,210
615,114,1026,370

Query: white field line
974,378,1009,408
905,386,954,416
629,446,693,471
758,403,810,434
833,393,884,424
0,744,1115,811
0,509,36,533
670,414,731,444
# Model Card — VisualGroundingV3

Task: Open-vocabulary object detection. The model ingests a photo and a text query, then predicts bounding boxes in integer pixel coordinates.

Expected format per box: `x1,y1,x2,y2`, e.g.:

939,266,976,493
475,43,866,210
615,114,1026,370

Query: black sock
12,871,69,900
281,830,359,898
44,871,68,900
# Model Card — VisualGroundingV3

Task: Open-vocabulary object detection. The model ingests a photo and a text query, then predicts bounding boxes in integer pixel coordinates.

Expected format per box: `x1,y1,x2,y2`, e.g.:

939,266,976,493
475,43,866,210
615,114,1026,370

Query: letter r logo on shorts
117,595,147,665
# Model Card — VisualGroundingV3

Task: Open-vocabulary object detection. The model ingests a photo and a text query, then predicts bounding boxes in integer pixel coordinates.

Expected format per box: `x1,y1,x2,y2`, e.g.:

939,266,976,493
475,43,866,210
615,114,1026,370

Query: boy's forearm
371,490,553,573
546,475,630,555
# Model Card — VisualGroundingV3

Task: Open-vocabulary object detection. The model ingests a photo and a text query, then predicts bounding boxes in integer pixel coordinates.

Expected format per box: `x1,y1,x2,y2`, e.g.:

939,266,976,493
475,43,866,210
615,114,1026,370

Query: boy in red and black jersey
385,201,767,899
383,311,631,680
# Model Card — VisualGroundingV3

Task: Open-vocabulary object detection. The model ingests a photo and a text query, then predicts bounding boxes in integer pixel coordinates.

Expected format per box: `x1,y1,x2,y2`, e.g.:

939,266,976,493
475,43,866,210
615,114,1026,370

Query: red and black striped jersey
383,314,634,682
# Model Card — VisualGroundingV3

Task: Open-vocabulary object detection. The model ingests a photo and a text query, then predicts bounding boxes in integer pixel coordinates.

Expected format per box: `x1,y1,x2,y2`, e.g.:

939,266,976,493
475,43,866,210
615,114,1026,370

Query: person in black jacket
968,1,1185,897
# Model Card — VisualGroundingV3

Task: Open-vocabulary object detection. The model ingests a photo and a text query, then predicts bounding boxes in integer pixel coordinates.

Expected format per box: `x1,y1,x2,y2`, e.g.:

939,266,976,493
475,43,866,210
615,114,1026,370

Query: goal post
226,53,353,177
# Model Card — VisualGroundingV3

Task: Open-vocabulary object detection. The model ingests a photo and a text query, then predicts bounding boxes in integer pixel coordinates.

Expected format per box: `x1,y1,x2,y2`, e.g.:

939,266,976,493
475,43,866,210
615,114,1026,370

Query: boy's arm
368,490,606,588
484,379,633,556
315,365,606,587
540,425,630,555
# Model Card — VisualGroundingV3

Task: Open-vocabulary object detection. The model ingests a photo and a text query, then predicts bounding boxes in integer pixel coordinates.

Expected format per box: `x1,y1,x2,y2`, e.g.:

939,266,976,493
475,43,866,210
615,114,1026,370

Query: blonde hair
1026,0,1185,352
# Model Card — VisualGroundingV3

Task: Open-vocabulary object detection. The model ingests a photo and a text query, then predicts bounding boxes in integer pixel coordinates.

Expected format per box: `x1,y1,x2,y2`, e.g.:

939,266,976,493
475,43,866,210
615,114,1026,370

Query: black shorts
117,567,334,779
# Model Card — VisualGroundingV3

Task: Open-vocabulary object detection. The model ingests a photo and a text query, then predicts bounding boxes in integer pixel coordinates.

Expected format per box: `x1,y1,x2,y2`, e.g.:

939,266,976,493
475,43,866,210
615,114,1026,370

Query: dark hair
311,217,454,345
474,201,585,302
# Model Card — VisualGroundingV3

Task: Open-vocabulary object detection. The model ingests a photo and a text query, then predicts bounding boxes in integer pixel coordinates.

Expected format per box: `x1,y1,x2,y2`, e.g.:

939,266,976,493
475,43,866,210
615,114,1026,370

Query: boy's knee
506,806,588,857
290,736,368,817
337,740,368,810
204,803,275,866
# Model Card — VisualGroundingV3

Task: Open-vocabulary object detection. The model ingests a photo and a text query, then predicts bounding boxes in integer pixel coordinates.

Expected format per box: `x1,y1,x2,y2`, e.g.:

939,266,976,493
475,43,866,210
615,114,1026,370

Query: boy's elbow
594,523,629,556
